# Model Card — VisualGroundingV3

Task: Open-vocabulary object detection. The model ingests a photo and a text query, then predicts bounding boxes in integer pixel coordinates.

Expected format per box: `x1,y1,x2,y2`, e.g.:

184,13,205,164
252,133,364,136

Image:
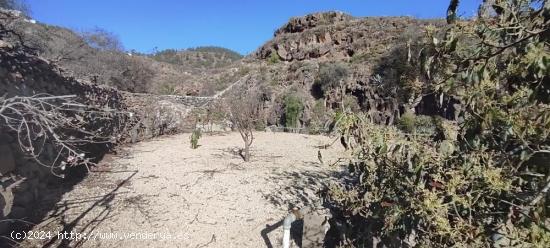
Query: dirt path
23,132,344,248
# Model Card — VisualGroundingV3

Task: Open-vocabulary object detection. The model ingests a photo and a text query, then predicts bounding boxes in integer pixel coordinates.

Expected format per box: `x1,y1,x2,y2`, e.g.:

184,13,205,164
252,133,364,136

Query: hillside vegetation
151,46,242,70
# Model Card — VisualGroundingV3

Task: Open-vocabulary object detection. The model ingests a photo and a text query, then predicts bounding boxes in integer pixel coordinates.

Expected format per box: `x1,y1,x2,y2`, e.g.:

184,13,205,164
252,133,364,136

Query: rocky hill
255,12,442,62
150,46,242,70
0,6,460,245
232,12,446,130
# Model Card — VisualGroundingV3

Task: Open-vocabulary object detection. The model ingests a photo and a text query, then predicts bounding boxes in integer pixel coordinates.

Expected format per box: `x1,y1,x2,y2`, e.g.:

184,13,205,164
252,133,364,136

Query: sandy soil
22,132,345,248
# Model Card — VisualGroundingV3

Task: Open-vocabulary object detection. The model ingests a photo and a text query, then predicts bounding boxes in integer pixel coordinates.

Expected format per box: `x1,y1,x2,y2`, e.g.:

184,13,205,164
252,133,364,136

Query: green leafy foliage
397,111,415,133
397,112,439,136
267,51,280,64
284,93,303,128
342,95,361,112
157,84,180,95
328,1,550,246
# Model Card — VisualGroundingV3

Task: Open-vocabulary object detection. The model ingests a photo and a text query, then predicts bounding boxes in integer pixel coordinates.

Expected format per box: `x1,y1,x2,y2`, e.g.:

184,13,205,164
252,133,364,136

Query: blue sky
26,0,483,55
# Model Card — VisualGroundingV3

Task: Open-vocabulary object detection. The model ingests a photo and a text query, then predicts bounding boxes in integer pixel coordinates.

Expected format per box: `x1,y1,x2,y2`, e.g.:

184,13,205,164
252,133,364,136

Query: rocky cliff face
274,11,353,35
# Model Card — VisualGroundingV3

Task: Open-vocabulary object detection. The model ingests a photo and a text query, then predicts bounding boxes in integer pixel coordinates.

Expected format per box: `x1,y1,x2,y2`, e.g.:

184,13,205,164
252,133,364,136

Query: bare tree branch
0,94,129,177
226,90,262,162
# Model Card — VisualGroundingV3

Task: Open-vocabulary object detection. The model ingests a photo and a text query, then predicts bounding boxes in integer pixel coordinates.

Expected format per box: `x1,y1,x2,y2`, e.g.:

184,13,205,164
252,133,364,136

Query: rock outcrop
274,11,353,35
255,12,443,62
246,12,449,128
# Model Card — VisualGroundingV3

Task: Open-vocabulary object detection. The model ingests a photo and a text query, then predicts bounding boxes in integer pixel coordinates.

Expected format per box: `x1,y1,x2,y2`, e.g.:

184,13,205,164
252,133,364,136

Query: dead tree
227,91,261,162
0,94,126,176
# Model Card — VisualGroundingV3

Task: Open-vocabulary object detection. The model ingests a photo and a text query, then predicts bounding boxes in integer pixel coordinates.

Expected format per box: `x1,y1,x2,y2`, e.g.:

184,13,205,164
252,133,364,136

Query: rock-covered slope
255,12,442,63
233,12,447,129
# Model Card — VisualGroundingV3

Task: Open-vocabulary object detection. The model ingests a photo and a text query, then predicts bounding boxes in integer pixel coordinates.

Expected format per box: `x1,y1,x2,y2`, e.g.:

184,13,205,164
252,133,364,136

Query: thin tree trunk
241,130,253,162
244,143,250,162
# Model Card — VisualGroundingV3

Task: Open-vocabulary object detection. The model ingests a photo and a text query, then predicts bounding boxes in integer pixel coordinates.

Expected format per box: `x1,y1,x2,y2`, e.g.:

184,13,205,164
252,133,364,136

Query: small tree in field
227,91,261,162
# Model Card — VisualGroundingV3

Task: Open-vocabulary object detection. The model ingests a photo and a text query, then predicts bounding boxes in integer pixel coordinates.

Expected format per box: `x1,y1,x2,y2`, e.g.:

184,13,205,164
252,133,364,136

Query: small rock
0,40,13,49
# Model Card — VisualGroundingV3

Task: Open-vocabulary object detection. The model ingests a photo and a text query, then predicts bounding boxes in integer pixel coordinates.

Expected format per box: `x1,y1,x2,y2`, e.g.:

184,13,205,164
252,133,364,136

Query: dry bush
226,90,262,162
111,56,156,92
79,27,123,52
0,14,155,93
0,94,127,176
315,62,349,95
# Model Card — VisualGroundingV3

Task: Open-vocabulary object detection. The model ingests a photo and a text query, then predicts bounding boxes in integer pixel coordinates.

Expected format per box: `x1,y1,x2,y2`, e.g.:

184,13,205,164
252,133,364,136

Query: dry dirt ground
22,132,345,248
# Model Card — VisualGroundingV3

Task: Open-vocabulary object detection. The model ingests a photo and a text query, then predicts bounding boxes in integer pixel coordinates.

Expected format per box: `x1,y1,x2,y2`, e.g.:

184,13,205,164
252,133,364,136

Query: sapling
190,129,201,149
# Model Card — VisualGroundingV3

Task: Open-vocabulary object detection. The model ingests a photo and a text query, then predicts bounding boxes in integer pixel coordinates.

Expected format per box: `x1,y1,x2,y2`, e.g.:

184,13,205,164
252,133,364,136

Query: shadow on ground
263,163,347,209
260,161,349,248
39,170,137,248
1,144,138,248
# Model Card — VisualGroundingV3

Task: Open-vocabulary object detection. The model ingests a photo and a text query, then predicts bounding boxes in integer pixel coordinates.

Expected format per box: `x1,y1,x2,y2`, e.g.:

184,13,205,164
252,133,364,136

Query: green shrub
267,51,280,64
342,95,361,112
397,111,415,133
397,112,438,136
157,84,179,95
284,94,303,128
328,1,550,247
189,129,201,149
349,53,368,64
414,115,437,136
